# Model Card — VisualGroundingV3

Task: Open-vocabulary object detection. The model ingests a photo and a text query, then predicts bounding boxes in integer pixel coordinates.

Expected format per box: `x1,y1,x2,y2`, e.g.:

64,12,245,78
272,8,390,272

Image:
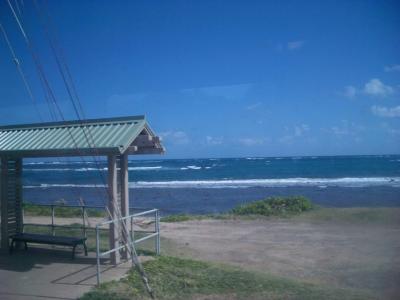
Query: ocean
23,155,400,214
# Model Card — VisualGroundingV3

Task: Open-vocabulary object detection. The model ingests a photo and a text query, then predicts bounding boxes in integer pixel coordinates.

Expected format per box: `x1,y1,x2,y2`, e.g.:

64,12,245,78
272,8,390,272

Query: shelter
0,115,164,263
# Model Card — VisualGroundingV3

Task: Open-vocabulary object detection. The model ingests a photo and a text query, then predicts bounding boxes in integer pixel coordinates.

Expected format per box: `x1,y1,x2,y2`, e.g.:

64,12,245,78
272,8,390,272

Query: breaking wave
24,166,163,172
23,177,400,189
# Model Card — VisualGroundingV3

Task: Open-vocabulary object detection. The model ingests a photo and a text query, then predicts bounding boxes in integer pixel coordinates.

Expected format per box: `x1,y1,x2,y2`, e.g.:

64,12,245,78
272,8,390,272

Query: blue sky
0,0,399,158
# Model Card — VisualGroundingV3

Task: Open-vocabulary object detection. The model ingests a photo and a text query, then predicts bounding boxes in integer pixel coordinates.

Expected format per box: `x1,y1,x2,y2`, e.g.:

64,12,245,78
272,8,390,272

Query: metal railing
22,203,156,236
95,208,160,285
23,203,101,236
22,203,161,285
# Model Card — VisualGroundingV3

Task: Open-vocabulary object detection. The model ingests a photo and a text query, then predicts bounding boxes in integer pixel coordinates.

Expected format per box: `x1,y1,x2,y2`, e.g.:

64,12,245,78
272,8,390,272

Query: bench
9,233,88,259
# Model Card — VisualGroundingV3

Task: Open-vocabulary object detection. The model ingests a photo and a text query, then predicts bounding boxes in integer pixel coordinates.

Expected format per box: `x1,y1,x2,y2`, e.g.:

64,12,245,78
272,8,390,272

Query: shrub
231,196,313,216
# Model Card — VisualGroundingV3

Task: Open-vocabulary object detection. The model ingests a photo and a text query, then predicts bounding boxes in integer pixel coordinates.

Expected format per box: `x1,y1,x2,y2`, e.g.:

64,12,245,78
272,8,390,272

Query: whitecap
186,165,202,170
129,177,400,189
128,166,162,171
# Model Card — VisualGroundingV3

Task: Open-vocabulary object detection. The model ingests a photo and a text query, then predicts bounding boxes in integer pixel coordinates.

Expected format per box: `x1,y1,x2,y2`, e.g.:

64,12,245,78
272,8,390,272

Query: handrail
23,203,161,286
23,202,155,210
98,209,158,226
95,208,160,285
22,203,156,238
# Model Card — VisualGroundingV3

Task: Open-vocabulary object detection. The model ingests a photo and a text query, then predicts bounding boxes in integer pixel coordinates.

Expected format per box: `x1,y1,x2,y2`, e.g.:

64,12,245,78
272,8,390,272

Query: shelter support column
15,158,23,236
108,155,120,264
120,153,130,259
1,157,8,252
0,157,22,252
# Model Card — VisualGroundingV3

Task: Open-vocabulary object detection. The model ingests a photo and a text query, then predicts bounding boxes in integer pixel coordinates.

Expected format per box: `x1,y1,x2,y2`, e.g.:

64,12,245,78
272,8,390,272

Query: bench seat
10,233,88,259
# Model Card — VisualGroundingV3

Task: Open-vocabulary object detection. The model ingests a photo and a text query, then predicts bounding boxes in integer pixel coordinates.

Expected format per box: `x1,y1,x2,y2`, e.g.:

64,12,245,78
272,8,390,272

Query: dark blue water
23,155,400,213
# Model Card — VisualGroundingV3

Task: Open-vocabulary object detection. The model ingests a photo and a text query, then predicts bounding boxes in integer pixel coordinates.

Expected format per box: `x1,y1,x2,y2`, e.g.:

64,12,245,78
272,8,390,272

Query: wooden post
108,155,120,264
120,153,129,259
1,157,9,252
15,158,23,235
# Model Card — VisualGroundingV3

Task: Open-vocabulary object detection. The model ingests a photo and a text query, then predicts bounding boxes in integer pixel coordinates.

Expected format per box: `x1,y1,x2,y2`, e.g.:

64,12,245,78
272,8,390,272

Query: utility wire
7,2,154,296
32,0,146,243
5,0,110,207
0,21,43,120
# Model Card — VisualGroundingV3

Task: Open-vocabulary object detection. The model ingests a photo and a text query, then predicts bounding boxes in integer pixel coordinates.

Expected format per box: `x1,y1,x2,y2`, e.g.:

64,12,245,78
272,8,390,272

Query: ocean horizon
22,154,400,214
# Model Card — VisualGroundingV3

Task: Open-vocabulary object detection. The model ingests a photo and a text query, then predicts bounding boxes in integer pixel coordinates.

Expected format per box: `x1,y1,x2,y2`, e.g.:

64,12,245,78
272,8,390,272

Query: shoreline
24,185,400,215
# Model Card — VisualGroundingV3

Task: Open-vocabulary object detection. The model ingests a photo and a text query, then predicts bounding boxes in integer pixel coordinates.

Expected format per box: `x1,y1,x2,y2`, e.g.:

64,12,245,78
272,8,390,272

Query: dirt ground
160,218,400,299
24,212,400,299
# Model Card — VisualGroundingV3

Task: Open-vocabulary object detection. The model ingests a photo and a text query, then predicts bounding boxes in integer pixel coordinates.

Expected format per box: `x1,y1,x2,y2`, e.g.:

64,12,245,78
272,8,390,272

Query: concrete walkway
0,246,133,300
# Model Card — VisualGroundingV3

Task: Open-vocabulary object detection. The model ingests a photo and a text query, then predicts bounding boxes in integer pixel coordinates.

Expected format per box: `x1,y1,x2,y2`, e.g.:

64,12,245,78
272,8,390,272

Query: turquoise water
23,155,400,188
23,155,400,213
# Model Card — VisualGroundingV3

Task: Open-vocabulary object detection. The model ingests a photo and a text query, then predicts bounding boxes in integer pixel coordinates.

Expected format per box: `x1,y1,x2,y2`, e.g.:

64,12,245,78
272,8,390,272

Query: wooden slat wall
1,157,23,251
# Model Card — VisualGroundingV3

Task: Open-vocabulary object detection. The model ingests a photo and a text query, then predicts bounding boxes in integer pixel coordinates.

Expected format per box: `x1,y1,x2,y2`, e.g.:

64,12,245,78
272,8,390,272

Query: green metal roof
0,115,159,157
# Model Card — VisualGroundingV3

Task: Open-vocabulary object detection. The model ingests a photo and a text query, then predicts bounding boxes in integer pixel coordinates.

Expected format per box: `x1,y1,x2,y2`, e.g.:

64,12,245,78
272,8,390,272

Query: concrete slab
0,246,134,300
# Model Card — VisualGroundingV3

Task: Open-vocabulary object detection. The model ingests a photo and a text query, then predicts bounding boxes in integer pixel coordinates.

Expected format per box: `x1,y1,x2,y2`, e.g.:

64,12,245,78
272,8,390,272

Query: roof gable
0,116,164,157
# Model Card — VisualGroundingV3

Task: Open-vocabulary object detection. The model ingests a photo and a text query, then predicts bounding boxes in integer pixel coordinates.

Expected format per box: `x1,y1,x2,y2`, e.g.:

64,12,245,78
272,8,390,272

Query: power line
6,5,154,295
0,22,44,120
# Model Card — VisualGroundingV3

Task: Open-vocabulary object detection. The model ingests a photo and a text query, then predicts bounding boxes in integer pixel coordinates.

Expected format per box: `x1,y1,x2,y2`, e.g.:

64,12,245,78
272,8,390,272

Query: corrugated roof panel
44,128,65,149
96,124,116,147
105,123,132,147
0,115,151,157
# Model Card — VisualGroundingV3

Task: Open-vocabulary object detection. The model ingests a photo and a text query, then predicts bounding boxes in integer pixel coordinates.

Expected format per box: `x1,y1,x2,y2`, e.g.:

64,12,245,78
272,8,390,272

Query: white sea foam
24,161,97,165
128,166,162,171
23,177,400,189
24,183,106,189
25,166,163,172
130,177,400,188
183,165,202,170
245,157,265,160
24,167,104,172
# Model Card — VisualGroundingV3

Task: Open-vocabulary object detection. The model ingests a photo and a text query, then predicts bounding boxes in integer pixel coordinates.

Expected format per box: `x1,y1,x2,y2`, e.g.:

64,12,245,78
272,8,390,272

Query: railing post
22,205,25,233
51,205,55,236
155,210,160,255
130,215,134,242
96,225,101,286
130,215,134,267
82,206,86,238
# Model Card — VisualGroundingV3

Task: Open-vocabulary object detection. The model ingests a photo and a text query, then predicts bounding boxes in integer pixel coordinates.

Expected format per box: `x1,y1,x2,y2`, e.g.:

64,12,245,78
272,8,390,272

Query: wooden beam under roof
126,146,165,155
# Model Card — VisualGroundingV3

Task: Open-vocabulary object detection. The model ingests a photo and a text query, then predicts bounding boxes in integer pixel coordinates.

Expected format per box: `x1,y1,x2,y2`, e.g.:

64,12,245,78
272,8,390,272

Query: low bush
231,196,313,216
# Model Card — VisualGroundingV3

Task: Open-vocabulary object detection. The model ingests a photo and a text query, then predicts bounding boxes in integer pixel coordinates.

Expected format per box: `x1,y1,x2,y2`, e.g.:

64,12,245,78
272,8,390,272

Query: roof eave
0,147,122,158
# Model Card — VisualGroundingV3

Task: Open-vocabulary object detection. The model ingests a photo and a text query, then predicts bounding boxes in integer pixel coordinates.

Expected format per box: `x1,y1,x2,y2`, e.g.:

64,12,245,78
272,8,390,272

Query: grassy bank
294,206,400,225
80,255,371,300
162,196,313,222
161,197,400,225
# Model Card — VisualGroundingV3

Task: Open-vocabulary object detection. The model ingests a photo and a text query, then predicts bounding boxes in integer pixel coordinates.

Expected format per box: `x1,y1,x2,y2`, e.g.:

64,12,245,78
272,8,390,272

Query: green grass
23,202,106,218
294,206,400,225
161,214,196,222
80,256,373,300
162,196,314,222
160,213,230,223
161,206,400,226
